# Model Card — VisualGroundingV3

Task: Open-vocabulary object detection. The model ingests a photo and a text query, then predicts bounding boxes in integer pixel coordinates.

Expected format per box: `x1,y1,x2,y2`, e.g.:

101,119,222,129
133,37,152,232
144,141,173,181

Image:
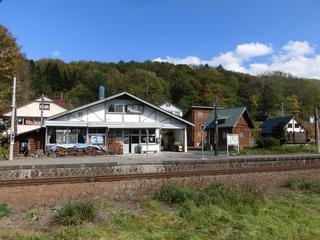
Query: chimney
99,86,105,100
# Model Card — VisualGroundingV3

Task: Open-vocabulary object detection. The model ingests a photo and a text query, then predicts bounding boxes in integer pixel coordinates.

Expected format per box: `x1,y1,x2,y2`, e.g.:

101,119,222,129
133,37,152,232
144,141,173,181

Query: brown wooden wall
184,108,212,147
9,129,45,158
208,116,252,148
233,116,251,147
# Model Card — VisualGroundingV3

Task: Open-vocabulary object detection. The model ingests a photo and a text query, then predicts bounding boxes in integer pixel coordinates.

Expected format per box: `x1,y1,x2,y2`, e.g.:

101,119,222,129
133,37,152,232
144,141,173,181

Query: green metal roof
205,107,251,129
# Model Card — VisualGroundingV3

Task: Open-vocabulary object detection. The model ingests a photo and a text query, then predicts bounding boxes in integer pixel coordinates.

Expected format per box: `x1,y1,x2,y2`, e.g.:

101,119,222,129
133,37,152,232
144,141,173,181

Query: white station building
45,92,194,153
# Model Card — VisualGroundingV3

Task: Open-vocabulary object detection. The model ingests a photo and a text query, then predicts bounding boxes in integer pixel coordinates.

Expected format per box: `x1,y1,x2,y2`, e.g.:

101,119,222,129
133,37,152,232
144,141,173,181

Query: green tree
0,25,24,113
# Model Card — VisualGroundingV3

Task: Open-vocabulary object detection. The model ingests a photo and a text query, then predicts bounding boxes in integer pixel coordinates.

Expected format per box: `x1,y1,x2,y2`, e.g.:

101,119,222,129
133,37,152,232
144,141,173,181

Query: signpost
226,134,239,156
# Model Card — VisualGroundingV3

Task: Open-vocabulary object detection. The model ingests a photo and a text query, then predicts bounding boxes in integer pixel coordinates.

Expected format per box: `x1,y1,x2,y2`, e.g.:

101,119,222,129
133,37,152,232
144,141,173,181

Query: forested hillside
1,24,320,121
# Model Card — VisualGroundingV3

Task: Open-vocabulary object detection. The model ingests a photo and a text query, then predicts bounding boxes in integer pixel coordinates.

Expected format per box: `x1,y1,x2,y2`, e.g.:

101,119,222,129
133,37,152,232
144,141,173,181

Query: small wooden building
183,106,214,147
261,116,309,144
205,107,254,147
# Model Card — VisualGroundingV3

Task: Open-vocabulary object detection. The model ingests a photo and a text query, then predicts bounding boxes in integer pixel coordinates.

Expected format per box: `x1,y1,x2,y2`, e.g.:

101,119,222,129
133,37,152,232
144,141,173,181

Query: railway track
1,163,320,187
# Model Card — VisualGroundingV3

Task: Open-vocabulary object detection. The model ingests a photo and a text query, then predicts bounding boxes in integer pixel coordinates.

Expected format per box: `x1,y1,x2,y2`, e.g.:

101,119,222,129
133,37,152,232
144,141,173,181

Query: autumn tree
0,25,24,113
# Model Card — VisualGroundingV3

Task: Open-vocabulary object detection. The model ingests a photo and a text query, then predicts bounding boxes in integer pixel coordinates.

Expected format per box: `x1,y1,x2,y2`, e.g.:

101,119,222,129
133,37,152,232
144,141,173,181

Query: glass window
78,112,83,118
295,123,300,128
108,104,124,112
288,123,292,128
141,136,148,143
108,104,115,112
198,111,203,118
89,128,106,134
90,135,105,145
148,129,155,135
131,129,139,135
240,132,244,139
115,105,124,112
132,136,139,143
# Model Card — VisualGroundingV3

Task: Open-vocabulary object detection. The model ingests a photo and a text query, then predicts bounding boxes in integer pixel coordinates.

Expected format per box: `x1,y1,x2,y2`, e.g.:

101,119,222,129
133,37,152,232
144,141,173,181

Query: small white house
261,115,308,144
159,102,183,117
45,92,194,153
3,96,67,135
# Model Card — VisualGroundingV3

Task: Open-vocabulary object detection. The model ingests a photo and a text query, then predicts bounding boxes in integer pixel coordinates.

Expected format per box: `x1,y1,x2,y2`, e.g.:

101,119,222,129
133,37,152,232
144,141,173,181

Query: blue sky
1,0,320,78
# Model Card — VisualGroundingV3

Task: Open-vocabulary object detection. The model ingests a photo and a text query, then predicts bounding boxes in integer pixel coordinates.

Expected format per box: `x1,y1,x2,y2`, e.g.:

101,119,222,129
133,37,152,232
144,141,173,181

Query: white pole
9,77,17,161
40,93,44,127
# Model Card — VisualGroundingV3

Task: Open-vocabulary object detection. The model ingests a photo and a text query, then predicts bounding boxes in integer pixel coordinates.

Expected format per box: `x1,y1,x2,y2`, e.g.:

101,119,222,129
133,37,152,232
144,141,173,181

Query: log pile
107,138,123,155
54,146,105,157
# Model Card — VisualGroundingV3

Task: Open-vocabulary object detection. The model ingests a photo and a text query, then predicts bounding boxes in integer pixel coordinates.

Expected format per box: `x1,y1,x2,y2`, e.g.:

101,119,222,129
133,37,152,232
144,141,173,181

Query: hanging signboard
227,134,239,155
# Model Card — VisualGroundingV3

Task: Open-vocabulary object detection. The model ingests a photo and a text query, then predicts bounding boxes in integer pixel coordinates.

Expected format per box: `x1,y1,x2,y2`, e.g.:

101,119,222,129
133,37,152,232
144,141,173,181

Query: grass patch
54,226,103,240
153,183,264,210
55,201,96,226
240,144,317,155
24,209,43,221
0,203,11,219
153,183,200,204
284,177,320,192
0,231,47,240
2,183,320,239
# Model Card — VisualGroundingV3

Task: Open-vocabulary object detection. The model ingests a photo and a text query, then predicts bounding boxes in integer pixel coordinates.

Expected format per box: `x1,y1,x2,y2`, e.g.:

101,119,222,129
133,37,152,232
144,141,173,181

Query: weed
284,177,320,192
0,203,11,219
55,201,96,226
24,209,43,221
153,183,200,204
54,226,102,240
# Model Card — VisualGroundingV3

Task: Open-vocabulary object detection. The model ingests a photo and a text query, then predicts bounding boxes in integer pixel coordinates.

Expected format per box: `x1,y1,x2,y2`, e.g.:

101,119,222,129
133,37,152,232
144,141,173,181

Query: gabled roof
260,115,308,135
2,95,67,117
205,107,254,129
48,92,194,127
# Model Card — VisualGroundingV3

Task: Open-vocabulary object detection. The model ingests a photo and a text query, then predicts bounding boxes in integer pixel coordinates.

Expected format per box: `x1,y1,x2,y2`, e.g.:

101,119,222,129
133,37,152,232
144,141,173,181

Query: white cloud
282,41,314,57
154,56,204,65
52,50,61,58
235,42,273,60
153,40,320,79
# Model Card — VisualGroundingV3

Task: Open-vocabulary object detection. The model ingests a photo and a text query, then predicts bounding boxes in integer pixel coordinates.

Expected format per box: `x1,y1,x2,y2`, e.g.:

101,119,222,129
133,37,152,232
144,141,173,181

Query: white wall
285,118,306,132
51,98,186,129
4,97,66,118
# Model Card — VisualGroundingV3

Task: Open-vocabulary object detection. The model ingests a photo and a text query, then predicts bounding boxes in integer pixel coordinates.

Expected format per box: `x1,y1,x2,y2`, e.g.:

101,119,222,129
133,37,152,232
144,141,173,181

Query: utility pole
40,93,44,127
315,107,320,153
9,77,17,161
200,123,205,159
281,102,284,117
214,99,218,156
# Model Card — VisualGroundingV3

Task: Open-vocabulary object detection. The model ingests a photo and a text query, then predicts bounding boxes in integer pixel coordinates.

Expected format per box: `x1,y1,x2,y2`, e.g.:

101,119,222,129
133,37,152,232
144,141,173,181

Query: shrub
0,203,11,219
256,136,281,148
55,201,96,225
284,177,320,192
153,183,200,204
0,146,8,160
24,209,43,221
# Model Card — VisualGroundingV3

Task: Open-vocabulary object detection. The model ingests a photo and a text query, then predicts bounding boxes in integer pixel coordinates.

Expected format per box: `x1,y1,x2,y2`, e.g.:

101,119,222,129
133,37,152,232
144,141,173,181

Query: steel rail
1,163,320,188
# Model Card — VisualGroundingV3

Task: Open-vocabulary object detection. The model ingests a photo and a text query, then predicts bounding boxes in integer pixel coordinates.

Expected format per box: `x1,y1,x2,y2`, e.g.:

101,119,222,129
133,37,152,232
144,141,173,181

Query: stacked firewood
54,146,105,157
107,138,123,155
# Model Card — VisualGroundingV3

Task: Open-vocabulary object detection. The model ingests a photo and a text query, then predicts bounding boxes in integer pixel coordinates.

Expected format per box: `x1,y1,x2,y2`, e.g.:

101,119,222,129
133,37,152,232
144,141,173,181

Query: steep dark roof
205,107,254,129
260,116,293,135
